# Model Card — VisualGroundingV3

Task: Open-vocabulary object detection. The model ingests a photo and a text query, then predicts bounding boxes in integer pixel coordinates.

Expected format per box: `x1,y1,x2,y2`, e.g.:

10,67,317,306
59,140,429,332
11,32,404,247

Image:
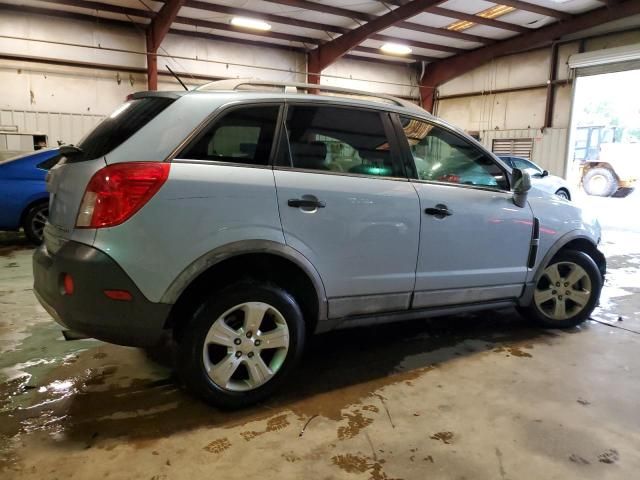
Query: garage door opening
567,68,640,199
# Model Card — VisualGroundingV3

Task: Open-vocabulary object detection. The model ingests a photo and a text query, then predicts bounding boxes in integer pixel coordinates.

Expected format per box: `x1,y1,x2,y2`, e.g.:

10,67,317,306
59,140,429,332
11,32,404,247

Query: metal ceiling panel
464,24,521,40
438,0,496,15
512,0,603,15
381,25,483,50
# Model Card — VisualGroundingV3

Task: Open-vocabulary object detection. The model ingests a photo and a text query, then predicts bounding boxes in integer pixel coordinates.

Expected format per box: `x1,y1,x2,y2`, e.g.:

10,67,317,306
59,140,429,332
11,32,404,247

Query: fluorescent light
230,17,271,31
380,43,412,55
446,4,515,32
478,5,515,19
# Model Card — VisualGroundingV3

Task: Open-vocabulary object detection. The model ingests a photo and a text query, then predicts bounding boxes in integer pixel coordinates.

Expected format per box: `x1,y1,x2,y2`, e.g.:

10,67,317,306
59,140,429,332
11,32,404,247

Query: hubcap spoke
545,264,562,284
257,327,289,350
209,354,241,387
565,266,586,288
570,289,591,307
553,298,567,320
242,303,268,333
534,288,555,304
205,319,238,347
245,356,273,388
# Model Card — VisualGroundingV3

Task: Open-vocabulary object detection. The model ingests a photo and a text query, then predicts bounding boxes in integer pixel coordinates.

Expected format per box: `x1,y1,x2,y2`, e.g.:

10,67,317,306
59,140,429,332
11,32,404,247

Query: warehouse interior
1,0,640,479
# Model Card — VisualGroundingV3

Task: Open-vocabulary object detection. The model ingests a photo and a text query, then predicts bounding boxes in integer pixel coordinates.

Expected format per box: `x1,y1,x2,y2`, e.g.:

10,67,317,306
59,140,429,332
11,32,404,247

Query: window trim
276,101,409,181
391,113,512,192
170,100,284,168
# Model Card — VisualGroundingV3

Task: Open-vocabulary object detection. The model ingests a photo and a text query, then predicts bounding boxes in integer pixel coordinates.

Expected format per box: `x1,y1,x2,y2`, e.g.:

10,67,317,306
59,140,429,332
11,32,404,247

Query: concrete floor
1,191,639,480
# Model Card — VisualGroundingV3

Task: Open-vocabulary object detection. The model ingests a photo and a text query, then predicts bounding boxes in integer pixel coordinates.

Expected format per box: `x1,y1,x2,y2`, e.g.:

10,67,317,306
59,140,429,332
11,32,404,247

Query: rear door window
178,105,280,166
281,105,404,178
77,97,174,161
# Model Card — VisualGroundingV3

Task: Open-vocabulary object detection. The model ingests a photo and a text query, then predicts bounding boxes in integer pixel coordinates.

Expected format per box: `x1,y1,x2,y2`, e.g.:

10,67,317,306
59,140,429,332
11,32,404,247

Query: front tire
178,282,305,408
520,250,602,328
23,202,48,245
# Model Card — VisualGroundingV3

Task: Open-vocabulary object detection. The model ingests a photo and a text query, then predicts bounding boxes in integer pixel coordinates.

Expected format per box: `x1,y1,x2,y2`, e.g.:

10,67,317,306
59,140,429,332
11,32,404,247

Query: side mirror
541,169,549,178
512,168,532,208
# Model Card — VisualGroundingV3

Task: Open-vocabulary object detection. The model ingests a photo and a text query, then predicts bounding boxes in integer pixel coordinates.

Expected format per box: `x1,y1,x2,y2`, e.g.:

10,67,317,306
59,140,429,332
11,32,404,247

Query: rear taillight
76,162,170,228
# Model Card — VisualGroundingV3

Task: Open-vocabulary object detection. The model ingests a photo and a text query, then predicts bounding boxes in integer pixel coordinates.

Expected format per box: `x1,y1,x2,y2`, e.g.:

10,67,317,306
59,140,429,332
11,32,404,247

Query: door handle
288,198,326,209
425,204,453,218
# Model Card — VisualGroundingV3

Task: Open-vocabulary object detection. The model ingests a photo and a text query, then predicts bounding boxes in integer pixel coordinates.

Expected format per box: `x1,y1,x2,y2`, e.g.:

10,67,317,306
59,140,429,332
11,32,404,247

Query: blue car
0,148,60,244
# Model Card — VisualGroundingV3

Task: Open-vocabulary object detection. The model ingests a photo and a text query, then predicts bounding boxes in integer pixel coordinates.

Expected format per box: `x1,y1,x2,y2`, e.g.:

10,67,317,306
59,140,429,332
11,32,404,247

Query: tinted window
511,157,542,175
78,97,174,161
400,116,508,190
180,106,279,166
283,106,403,178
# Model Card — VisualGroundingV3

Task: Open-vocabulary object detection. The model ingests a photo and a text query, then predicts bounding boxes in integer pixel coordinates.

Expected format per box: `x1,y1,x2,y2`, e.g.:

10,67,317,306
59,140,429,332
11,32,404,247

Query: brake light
62,273,74,295
76,162,170,228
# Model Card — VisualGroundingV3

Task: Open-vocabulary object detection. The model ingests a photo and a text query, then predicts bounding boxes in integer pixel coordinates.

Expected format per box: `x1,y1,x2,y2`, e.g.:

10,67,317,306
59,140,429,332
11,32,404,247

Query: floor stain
430,432,454,444
338,409,375,440
265,414,289,432
598,449,619,464
240,414,290,441
203,437,231,454
282,452,301,463
569,454,590,465
331,453,400,480
493,345,533,358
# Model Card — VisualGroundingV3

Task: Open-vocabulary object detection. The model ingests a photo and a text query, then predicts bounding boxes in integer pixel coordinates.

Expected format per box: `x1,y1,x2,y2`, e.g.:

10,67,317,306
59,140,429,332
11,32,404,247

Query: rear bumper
33,241,172,347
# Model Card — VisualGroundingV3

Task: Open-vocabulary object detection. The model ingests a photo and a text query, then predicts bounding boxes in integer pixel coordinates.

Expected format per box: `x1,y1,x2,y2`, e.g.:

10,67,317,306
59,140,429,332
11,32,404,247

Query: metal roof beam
146,0,187,90
428,7,529,33
308,0,445,84
380,0,572,21
262,0,493,44
184,0,465,54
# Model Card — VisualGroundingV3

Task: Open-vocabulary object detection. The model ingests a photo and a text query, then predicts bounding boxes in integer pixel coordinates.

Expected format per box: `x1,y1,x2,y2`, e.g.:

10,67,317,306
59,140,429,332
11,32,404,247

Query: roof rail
195,79,423,112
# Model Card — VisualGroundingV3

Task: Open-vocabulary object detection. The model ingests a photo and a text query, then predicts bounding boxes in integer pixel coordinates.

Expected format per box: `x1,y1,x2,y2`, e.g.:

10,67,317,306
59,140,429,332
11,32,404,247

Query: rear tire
23,202,48,245
583,167,617,197
178,282,305,409
520,250,602,328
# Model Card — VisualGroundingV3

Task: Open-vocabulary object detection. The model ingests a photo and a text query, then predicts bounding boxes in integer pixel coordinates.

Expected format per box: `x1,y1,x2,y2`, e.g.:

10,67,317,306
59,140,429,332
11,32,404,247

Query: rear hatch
45,95,176,252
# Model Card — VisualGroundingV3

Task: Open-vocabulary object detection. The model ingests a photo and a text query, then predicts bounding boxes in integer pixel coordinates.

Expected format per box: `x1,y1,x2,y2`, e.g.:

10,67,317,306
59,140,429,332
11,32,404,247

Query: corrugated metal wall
481,128,569,177
0,110,104,147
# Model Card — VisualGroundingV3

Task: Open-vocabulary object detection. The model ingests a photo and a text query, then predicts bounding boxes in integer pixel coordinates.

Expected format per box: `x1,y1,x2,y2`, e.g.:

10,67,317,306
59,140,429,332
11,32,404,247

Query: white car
500,156,572,200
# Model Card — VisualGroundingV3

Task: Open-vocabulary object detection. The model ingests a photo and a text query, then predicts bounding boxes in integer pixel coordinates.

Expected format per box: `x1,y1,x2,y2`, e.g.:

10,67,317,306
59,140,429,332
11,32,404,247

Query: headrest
291,141,327,170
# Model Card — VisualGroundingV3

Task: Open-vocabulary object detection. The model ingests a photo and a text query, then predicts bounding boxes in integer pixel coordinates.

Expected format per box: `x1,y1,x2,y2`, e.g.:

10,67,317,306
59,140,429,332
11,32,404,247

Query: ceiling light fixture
380,43,412,55
230,17,272,31
446,4,515,32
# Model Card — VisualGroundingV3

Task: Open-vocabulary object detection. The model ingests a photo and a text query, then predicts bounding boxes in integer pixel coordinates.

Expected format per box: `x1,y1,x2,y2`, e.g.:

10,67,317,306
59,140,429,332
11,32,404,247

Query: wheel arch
555,188,571,200
163,240,328,338
520,232,605,307
534,233,606,284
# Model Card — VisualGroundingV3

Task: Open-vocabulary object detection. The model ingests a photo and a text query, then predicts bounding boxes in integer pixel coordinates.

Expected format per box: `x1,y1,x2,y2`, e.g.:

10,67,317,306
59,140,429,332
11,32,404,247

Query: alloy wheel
31,207,48,242
534,261,592,321
202,302,290,392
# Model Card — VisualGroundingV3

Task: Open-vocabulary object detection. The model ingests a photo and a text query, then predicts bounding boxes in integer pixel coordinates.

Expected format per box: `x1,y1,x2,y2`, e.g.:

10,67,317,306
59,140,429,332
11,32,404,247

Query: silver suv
34,80,606,408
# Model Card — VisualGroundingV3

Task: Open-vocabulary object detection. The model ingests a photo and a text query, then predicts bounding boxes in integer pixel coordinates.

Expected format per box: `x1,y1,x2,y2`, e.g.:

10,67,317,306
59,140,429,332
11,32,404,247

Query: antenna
166,65,189,91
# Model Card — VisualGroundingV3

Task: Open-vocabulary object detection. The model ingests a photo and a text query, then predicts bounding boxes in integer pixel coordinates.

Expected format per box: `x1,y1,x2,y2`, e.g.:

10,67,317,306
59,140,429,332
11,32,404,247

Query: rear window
76,97,174,161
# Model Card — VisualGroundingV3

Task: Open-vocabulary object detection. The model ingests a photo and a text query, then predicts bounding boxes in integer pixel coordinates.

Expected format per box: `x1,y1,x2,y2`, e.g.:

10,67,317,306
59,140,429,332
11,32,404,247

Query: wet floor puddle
0,306,557,476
